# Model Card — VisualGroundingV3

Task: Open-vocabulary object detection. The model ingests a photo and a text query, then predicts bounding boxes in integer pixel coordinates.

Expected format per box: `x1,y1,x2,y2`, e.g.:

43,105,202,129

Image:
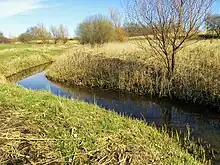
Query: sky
0,0,220,37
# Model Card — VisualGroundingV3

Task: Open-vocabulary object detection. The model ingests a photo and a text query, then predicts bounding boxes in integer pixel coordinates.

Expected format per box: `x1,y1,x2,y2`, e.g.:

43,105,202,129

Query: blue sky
0,0,220,37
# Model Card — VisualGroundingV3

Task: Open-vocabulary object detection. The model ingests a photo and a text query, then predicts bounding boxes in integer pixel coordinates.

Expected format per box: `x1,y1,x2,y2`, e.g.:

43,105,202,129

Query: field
47,39,220,108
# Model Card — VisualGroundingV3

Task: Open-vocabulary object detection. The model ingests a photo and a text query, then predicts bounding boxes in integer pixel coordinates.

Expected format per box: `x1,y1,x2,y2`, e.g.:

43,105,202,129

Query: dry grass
47,39,220,107
0,75,6,84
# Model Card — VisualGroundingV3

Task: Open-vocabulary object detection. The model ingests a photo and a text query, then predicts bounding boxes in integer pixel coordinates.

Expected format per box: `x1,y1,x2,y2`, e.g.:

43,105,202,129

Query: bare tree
110,8,122,28
109,9,126,42
50,25,60,44
59,24,69,44
35,23,51,44
50,24,69,44
126,0,213,76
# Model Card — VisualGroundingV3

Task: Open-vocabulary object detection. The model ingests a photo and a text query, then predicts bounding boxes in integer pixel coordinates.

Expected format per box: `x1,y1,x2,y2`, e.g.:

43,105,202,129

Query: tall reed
47,40,220,108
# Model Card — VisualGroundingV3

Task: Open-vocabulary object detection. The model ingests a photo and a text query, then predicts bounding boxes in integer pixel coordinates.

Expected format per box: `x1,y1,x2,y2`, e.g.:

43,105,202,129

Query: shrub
113,27,127,42
19,24,51,44
109,9,127,42
205,14,220,37
76,15,114,45
34,24,51,44
50,24,69,44
18,33,33,43
0,32,11,44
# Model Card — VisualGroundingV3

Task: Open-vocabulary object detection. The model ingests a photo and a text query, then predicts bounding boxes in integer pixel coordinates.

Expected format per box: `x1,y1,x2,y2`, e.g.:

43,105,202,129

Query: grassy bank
0,44,70,79
47,40,220,108
0,75,6,84
0,84,204,164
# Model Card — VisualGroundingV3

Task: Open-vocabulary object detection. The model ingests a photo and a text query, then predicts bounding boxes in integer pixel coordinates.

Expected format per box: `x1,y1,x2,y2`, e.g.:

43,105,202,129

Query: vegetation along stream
7,64,220,164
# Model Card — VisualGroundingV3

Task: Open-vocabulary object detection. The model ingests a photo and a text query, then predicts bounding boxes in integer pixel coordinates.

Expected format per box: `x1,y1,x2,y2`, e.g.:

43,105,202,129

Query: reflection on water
7,63,51,83
7,67,220,164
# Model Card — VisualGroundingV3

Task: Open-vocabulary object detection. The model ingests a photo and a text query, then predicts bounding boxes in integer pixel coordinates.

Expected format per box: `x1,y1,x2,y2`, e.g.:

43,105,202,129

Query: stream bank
6,64,220,164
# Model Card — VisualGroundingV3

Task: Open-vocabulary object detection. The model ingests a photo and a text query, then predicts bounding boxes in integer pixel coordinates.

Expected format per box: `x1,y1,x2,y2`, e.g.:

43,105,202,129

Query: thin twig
0,137,71,141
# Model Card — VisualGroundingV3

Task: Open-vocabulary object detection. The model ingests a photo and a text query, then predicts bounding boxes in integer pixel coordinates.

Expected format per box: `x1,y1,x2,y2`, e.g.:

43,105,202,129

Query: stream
7,64,220,164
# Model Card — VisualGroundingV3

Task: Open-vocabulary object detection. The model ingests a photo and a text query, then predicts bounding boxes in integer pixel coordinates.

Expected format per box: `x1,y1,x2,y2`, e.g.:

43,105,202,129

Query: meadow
47,39,220,108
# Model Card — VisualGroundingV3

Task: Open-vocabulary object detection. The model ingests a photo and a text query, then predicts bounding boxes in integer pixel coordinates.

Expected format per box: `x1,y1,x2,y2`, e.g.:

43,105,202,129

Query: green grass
0,84,204,164
46,40,220,107
0,43,70,78
0,44,30,50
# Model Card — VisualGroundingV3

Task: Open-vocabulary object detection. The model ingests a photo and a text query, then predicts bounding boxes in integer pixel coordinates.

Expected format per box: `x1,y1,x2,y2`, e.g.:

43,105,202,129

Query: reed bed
47,39,220,108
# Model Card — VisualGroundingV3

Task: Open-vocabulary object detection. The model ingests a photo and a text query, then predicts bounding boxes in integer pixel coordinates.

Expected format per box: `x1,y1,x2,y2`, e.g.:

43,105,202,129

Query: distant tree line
205,14,220,38
18,23,69,44
0,32,11,44
1,4,219,46
123,23,156,37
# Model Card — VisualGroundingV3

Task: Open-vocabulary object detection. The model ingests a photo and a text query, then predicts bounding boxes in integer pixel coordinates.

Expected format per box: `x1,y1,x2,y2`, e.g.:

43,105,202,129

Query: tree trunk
171,52,175,74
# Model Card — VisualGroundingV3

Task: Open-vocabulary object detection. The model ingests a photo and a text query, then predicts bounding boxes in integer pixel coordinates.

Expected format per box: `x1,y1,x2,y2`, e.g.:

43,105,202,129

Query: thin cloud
0,0,51,18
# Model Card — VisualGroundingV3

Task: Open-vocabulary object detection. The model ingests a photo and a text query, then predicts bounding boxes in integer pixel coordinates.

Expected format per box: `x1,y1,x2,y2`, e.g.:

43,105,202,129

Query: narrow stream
7,64,220,164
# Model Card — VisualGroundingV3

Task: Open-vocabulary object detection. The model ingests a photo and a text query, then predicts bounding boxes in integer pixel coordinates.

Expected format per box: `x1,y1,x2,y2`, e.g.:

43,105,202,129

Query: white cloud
0,0,50,18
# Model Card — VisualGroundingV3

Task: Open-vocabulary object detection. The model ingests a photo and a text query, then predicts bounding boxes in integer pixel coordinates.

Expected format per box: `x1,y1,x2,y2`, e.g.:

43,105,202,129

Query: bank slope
0,84,202,164
0,44,69,80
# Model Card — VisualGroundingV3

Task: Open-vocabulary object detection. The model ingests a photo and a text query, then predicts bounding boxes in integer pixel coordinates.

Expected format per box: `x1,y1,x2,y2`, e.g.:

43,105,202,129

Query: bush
18,33,33,43
0,38,11,44
50,24,69,44
0,32,11,44
205,14,220,37
34,24,51,44
76,15,114,45
18,24,51,44
113,27,127,42
69,37,79,41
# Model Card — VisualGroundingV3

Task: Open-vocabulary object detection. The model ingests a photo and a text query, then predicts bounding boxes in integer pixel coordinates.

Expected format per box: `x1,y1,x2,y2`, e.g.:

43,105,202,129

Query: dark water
7,65,220,164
